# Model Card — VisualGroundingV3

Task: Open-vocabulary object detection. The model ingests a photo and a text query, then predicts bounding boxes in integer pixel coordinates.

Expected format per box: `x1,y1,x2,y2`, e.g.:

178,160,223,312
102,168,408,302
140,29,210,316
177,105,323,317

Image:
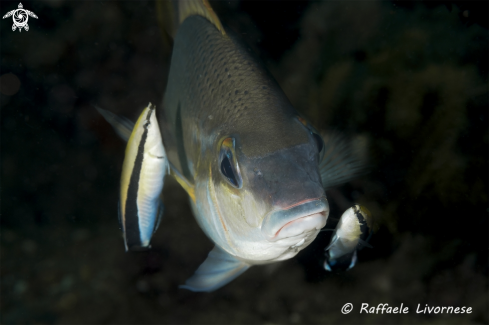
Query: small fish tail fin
324,251,356,273
319,132,369,189
157,0,225,39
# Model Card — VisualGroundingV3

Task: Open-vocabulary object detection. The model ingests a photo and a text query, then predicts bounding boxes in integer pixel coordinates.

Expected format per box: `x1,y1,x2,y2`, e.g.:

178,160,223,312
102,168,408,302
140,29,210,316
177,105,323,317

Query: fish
98,103,168,251
97,0,367,292
323,205,373,272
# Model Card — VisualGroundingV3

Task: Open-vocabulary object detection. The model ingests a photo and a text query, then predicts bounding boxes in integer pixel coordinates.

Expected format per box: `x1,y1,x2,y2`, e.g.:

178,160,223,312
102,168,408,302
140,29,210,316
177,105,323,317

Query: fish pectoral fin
347,250,358,270
179,246,250,292
169,164,196,203
325,234,339,251
323,260,332,272
319,133,368,189
95,106,135,142
357,238,373,249
153,198,164,235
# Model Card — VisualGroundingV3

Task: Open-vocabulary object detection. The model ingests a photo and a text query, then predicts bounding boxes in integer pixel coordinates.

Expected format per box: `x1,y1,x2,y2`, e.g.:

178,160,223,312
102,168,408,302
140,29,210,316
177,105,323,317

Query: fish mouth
261,197,329,242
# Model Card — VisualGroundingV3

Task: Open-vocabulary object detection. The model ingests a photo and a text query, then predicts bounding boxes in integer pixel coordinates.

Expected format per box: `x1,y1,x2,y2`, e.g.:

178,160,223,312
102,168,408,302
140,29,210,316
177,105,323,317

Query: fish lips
261,197,329,242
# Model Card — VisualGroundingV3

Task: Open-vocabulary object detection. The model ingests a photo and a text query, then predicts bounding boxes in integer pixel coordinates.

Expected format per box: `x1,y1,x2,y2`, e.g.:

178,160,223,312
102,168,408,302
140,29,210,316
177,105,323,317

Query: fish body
118,103,168,251
98,0,367,291
324,205,373,272
160,14,328,263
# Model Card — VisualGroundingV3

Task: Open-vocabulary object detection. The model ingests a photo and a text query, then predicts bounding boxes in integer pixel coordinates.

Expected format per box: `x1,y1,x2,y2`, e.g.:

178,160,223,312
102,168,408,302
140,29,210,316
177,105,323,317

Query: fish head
199,116,329,263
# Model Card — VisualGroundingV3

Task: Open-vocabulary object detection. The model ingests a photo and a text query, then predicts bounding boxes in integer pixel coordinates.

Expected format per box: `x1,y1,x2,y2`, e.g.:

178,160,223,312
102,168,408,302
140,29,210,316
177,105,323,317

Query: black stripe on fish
124,113,152,249
354,205,370,243
176,103,194,183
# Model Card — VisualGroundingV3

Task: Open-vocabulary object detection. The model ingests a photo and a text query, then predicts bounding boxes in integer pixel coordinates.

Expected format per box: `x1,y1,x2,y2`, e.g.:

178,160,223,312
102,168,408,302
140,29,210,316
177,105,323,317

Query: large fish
98,0,366,292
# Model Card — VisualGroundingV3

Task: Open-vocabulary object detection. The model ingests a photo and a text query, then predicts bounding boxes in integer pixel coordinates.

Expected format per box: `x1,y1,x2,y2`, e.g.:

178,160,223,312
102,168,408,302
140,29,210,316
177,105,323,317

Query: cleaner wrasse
324,205,373,272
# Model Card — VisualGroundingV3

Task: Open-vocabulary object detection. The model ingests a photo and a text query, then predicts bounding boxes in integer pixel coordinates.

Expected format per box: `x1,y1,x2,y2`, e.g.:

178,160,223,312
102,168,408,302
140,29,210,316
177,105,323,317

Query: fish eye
219,138,242,188
221,152,237,187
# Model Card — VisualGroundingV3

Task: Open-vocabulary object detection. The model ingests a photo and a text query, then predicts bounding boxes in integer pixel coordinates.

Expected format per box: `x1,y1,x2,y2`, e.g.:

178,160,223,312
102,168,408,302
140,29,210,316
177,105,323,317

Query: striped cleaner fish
97,0,367,292
323,205,373,272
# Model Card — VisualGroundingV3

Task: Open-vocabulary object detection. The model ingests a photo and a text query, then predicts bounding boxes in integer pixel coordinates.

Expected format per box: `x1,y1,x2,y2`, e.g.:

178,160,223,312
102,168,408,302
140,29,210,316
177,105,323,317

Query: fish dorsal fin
180,246,250,292
155,0,176,48
158,0,225,37
95,106,134,142
177,0,225,35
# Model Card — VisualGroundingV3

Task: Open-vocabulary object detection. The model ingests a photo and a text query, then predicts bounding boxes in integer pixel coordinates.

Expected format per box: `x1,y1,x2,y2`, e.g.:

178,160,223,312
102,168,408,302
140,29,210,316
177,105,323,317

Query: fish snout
261,197,329,242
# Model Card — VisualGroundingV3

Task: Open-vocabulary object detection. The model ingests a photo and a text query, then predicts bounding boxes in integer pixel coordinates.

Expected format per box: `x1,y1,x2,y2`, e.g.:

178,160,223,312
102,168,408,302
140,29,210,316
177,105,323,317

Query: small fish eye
219,138,242,188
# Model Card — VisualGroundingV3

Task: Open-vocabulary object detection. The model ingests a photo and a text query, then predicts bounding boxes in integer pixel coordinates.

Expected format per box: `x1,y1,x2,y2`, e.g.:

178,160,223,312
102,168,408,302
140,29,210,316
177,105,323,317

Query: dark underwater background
1,0,487,324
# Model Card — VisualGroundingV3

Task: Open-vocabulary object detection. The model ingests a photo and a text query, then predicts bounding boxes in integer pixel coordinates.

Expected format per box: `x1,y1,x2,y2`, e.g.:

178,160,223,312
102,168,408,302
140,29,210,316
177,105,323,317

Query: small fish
102,103,169,251
324,205,373,272
98,0,367,291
